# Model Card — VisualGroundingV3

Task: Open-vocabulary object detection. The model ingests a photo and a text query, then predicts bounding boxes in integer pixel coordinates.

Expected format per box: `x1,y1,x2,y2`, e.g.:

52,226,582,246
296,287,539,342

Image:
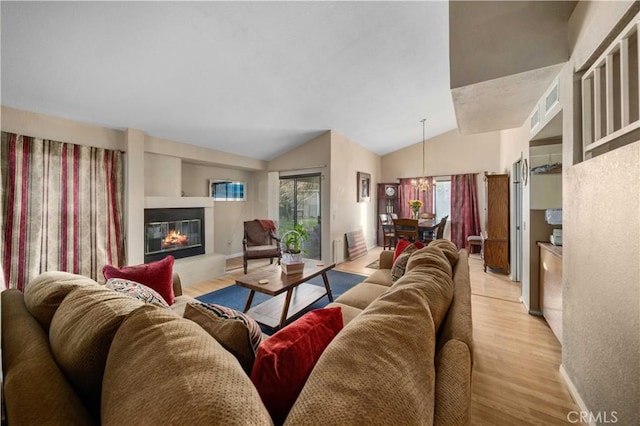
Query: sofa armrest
379,250,395,269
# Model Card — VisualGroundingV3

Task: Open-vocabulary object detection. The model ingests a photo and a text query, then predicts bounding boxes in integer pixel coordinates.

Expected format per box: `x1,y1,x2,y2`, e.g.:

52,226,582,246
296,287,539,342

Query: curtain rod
276,164,326,172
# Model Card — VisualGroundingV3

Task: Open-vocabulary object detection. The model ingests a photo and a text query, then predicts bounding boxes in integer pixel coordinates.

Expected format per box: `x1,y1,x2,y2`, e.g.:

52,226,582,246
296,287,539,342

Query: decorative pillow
391,242,424,282
105,278,170,308
102,256,175,306
183,302,262,375
392,238,412,263
250,307,343,424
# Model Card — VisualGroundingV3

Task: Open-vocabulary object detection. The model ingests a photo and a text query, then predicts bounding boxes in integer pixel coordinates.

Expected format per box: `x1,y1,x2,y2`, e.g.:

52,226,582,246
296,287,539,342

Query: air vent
530,108,540,130
545,83,559,113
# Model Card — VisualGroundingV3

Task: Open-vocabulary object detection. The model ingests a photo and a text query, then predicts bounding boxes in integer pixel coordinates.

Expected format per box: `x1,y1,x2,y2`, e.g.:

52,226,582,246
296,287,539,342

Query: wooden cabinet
377,183,398,246
484,173,509,274
538,242,562,344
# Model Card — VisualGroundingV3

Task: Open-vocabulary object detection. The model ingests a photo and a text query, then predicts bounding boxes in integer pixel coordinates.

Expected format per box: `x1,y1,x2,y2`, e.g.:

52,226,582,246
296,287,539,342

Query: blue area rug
196,269,366,331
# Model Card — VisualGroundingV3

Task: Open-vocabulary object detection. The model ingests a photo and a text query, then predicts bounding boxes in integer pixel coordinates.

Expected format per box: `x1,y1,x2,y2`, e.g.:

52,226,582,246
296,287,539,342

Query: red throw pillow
102,256,175,306
393,238,424,263
250,307,343,423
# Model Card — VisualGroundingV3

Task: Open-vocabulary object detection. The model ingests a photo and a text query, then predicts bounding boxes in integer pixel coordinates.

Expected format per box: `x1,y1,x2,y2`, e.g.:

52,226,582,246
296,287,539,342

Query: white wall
144,152,182,197
181,163,264,256
561,3,640,423
329,130,381,256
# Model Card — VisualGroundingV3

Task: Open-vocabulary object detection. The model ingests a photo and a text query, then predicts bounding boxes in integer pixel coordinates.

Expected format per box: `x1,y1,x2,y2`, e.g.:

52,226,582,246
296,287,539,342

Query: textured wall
563,142,639,424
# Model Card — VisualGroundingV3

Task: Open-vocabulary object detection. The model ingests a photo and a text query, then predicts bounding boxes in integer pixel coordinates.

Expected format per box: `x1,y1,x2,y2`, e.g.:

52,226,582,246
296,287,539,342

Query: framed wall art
357,172,371,203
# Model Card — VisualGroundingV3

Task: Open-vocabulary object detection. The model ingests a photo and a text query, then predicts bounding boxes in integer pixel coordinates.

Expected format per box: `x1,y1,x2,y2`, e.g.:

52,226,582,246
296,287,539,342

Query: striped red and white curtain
0,132,124,291
450,173,481,249
398,177,434,218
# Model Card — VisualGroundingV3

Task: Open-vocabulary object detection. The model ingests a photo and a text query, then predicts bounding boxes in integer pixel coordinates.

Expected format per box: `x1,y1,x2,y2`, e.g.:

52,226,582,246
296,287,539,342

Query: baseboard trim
560,364,596,426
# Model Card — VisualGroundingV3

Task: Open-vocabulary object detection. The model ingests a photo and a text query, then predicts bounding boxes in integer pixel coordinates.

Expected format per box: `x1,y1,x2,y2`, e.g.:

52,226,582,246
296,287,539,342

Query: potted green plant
281,224,308,274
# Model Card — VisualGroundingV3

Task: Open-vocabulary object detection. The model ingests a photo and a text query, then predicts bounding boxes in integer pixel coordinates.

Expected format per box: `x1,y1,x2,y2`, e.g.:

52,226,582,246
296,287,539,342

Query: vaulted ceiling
1,1,456,161
1,1,579,161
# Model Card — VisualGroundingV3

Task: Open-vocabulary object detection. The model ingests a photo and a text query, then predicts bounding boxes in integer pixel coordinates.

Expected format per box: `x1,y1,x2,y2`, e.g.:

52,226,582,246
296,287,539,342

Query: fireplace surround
144,208,205,263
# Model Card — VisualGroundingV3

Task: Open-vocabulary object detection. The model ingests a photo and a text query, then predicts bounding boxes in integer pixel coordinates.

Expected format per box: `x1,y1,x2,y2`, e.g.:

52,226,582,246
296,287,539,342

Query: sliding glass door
279,174,321,259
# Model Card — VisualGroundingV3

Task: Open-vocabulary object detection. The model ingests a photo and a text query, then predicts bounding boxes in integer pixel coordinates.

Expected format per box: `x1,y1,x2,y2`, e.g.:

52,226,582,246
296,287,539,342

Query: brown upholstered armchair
243,220,281,274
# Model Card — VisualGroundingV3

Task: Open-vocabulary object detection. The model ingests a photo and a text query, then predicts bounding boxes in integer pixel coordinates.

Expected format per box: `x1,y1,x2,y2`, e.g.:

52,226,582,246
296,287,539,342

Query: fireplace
144,208,205,263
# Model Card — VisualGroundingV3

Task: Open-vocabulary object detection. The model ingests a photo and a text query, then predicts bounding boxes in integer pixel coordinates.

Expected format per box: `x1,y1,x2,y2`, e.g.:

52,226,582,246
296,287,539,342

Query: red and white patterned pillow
105,278,170,308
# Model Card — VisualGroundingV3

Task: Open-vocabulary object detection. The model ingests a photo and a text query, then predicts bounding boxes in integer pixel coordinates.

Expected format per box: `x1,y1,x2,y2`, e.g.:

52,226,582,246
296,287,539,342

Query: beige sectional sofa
1,239,472,425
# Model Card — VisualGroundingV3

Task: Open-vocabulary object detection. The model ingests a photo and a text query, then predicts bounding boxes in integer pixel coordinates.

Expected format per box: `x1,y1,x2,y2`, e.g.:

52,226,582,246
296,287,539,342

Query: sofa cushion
102,255,175,305
326,302,362,326
105,278,170,308
102,305,272,425
251,307,343,424
363,268,393,287
285,282,437,425
394,245,454,330
183,301,261,375
419,239,459,268
334,282,388,310
1,290,95,426
406,243,456,277
434,339,472,426
49,285,145,418
24,271,98,330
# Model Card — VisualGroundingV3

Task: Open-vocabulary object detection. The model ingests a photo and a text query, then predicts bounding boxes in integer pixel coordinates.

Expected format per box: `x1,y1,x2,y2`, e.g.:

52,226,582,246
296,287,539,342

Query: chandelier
411,118,433,192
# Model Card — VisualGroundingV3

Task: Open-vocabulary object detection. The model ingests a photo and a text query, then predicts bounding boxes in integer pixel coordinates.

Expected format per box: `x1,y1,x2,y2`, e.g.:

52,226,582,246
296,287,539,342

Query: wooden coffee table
235,259,335,329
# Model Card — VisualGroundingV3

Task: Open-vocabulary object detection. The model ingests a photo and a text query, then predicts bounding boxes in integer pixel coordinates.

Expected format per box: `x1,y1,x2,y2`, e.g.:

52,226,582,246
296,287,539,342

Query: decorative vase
412,210,419,220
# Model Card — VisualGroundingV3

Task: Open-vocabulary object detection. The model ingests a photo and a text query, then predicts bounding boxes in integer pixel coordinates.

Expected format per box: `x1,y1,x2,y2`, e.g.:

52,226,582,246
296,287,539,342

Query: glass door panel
279,174,321,260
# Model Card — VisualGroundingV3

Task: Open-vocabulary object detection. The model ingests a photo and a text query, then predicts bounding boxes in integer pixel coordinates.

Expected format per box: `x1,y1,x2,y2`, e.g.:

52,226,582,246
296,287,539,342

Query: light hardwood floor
183,247,581,425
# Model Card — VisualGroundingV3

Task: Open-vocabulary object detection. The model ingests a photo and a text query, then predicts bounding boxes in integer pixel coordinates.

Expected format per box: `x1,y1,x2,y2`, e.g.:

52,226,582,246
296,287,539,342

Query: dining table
418,218,438,240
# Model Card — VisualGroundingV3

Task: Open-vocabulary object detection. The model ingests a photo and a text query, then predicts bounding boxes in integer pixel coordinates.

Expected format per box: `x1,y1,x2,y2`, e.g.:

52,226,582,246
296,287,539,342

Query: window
209,180,246,201
434,178,451,220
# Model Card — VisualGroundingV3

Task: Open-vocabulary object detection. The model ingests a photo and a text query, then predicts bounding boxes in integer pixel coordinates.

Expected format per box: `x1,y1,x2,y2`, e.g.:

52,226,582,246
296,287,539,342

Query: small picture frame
357,172,371,203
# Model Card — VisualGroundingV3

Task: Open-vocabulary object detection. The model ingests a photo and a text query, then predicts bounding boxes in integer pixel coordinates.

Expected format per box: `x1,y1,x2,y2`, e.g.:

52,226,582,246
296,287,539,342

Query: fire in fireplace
144,208,205,263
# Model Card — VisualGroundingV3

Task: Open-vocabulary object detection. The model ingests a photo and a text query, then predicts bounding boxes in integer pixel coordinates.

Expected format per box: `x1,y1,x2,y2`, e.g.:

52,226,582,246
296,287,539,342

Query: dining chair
419,212,436,219
393,218,419,243
378,214,396,250
432,215,449,241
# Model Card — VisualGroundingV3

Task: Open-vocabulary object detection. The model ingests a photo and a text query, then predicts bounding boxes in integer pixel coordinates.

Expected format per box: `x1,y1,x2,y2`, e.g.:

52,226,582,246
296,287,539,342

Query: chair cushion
246,245,280,258
102,255,175,306
102,305,272,425
251,307,343,424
